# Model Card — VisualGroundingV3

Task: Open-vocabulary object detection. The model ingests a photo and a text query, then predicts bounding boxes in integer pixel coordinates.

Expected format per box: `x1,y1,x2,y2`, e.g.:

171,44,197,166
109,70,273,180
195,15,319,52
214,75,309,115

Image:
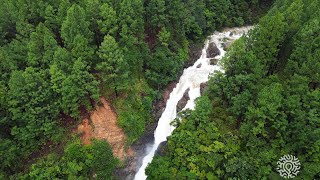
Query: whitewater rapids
134,27,252,180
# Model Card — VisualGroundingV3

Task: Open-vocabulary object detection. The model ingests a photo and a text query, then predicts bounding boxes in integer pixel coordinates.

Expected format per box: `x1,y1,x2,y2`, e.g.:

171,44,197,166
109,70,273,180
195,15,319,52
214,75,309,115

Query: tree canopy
146,0,320,179
0,0,273,178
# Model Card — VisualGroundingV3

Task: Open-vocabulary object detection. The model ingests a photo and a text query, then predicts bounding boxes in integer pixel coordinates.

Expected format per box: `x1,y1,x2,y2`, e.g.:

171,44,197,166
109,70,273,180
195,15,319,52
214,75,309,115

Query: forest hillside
0,0,272,179
146,0,320,179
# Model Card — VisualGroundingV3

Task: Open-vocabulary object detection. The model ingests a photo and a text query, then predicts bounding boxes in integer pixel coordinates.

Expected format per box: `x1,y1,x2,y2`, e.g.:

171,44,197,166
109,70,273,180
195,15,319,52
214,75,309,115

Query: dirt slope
78,97,132,160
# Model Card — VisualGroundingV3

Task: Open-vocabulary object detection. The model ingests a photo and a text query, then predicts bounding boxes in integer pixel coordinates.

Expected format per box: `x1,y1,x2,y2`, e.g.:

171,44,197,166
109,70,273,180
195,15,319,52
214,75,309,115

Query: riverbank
134,26,253,180
114,42,204,179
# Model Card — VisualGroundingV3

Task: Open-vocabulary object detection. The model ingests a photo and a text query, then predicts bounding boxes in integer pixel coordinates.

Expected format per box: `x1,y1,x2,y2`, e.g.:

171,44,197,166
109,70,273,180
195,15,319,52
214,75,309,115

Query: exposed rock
207,42,220,58
114,79,180,178
185,43,203,68
155,141,168,156
115,26,253,180
114,120,158,180
153,81,178,120
177,88,190,113
200,82,209,95
78,97,130,161
197,64,202,68
163,81,177,104
210,58,219,65
114,42,203,179
154,107,165,121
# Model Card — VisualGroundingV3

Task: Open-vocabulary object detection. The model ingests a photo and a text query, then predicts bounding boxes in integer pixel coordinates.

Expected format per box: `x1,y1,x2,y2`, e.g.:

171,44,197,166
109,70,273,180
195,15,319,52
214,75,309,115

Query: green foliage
117,80,154,144
146,45,184,88
0,0,272,177
97,35,128,96
27,23,57,68
61,4,92,49
8,68,60,151
249,12,288,75
0,68,63,174
48,43,99,119
98,3,118,36
70,35,94,63
146,0,320,179
57,59,100,118
158,28,171,47
91,140,119,179
26,139,118,180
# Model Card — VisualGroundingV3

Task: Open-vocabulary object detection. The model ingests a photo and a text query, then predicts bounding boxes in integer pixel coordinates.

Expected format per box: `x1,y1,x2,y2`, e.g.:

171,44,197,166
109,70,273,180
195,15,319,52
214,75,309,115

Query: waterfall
134,27,252,180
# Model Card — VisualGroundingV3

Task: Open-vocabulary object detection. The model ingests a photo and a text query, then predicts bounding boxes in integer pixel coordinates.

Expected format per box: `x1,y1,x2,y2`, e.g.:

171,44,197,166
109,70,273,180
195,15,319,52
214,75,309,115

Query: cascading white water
134,27,252,180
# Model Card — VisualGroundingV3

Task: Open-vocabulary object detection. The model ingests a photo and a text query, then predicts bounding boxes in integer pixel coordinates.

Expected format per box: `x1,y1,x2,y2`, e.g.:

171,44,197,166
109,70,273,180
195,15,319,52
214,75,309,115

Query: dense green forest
146,0,320,179
0,0,272,178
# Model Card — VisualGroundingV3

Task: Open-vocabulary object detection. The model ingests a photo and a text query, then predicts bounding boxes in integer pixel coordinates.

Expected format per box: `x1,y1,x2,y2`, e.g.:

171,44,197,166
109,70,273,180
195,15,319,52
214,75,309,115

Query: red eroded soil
77,119,92,145
78,97,132,160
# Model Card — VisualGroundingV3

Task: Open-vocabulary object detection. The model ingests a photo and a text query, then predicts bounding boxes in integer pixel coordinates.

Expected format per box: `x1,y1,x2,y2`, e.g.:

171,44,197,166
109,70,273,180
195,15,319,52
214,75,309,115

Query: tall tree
70,34,94,64
249,12,288,75
61,4,92,49
98,2,118,37
27,23,57,68
8,68,60,153
58,59,99,118
147,0,168,29
97,35,129,96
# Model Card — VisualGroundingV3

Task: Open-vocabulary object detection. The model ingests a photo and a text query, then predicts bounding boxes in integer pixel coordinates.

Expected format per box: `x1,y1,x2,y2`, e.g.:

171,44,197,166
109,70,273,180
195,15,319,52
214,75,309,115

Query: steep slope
78,97,132,160
146,0,320,179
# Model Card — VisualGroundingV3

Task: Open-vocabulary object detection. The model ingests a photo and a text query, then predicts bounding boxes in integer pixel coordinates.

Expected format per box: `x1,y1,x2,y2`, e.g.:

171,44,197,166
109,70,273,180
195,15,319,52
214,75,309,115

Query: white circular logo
277,155,301,178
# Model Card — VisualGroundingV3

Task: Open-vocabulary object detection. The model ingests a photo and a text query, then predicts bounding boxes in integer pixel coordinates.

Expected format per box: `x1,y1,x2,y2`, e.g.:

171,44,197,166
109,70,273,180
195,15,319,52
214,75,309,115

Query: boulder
185,44,203,68
196,63,202,68
200,82,208,95
206,42,220,58
177,88,190,113
210,58,219,65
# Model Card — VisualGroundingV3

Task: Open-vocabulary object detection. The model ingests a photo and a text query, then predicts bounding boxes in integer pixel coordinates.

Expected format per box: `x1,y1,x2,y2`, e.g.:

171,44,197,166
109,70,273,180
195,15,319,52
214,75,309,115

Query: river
134,26,252,180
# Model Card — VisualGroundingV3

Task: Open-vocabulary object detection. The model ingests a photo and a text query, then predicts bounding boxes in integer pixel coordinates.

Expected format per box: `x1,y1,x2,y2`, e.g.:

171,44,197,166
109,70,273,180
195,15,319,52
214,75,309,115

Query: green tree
146,1,320,179
98,3,118,37
118,0,144,39
26,139,118,179
91,140,118,179
60,59,100,118
0,0,18,45
147,0,168,28
44,4,62,46
97,35,129,96
61,4,92,49
8,68,60,154
27,23,57,68
249,12,288,75
70,34,94,64
118,0,145,75
57,0,71,25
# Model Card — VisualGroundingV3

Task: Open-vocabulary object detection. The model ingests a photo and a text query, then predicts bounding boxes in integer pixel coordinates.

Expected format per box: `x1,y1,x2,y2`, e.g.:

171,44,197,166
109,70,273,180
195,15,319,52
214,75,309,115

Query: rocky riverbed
114,41,203,180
